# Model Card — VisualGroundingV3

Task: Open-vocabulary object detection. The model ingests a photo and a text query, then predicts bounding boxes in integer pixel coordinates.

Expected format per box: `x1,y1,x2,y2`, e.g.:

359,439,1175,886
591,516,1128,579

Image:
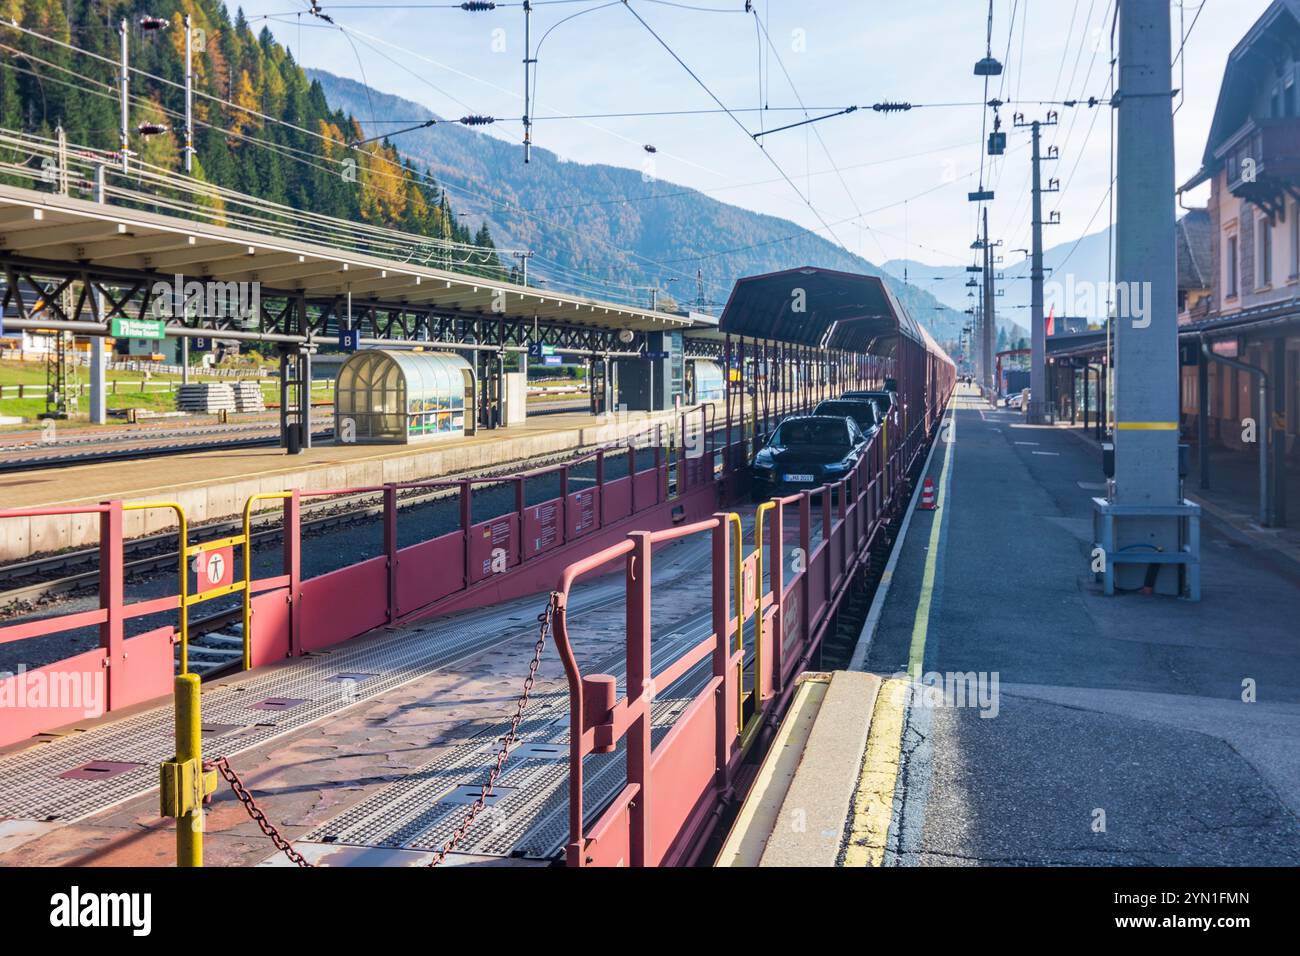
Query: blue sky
249,0,1266,269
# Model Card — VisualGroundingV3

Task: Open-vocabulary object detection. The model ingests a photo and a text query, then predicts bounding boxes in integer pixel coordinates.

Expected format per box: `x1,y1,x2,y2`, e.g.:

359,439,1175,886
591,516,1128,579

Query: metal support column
1272,338,1287,526
89,164,107,424
1197,348,1210,490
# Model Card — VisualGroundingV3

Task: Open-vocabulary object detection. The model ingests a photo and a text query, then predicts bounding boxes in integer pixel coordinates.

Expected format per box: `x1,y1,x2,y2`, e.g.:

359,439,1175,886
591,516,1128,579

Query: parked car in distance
1006,388,1030,411
841,388,896,422
751,414,871,500
813,398,881,437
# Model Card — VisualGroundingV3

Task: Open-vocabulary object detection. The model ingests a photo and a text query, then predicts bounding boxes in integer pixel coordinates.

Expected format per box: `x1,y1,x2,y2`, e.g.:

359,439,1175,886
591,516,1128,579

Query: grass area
1,390,182,421
0,360,333,422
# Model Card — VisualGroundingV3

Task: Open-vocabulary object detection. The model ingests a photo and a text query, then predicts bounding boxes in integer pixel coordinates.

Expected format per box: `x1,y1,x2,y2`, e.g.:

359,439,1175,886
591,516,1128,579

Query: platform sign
338,328,361,352
543,355,563,366
191,545,234,595
192,337,209,352
110,317,165,340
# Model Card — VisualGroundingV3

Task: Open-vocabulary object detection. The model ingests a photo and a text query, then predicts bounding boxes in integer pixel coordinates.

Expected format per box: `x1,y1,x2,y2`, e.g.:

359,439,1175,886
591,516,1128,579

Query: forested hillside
0,0,505,274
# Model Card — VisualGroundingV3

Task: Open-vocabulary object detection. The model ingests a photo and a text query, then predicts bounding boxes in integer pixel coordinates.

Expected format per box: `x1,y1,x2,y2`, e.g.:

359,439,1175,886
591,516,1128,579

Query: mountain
309,70,962,345
882,226,1114,334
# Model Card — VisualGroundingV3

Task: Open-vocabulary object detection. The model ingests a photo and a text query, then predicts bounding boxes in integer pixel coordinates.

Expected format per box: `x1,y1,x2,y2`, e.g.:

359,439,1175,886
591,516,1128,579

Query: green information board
110,317,166,340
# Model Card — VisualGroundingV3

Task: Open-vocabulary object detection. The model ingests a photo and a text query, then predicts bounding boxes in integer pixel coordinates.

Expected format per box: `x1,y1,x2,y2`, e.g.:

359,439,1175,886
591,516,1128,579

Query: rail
0,404,732,746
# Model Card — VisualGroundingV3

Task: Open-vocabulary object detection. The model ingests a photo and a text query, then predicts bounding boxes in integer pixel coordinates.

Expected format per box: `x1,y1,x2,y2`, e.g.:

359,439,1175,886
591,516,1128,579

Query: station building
1178,0,1300,526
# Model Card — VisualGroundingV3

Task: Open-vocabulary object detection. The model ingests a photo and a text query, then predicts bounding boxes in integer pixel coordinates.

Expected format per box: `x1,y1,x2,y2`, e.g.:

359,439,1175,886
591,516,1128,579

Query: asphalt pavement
859,386,1300,866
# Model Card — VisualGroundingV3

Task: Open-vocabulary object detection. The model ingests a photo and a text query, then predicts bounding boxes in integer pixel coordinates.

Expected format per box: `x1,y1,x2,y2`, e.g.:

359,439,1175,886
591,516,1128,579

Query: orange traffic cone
919,477,937,510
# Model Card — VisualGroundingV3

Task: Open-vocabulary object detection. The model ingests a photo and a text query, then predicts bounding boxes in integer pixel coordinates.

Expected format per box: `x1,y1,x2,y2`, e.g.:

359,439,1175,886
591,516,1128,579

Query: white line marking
1032,451,1060,456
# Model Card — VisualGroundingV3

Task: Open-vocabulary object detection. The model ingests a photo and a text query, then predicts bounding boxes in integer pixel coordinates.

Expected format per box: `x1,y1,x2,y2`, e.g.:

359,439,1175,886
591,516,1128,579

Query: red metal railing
0,405,727,746
0,502,176,742
551,408,935,866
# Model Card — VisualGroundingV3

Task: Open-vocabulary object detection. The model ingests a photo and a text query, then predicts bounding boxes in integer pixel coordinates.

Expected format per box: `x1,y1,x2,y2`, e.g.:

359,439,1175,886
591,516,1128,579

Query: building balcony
1218,116,1300,217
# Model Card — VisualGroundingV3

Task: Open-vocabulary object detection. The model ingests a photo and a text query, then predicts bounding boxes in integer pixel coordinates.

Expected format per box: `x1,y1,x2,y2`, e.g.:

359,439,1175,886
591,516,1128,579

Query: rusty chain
427,591,559,867
200,591,560,869
205,755,316,867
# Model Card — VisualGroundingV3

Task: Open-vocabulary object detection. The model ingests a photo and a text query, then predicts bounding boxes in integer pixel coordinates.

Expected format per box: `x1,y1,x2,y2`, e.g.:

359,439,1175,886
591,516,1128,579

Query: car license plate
783,473,815,483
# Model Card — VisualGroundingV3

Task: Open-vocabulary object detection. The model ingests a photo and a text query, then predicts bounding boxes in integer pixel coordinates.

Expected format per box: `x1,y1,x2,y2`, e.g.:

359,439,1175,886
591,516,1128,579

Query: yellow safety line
842,678,909,867
1115,421,1178,430
905,427,954,676
843,404,956,866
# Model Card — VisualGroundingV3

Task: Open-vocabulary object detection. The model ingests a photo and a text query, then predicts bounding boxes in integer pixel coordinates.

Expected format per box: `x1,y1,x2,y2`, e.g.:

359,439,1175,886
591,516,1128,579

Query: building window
1258,214,1273,287
1226,234,1239,297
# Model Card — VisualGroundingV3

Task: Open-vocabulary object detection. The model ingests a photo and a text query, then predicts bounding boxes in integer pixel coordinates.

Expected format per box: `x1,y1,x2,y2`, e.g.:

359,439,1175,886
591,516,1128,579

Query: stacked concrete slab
175,382,235,413
232,381,266,412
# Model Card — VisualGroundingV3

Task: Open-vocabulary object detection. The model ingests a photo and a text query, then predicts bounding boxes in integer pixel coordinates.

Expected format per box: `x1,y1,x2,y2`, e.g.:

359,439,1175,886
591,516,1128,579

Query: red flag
1045,305,1055,337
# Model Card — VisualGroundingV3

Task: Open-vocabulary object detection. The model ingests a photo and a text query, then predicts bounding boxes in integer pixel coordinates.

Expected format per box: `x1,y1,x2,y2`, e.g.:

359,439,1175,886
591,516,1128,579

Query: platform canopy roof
0,183,695,335
716,266,924,354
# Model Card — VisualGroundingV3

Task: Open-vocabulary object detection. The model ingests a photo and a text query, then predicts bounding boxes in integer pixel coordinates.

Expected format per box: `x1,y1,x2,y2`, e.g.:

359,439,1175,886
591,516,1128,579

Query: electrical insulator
137,122,169,136
459,115,495,126
139,16,169,30
461,1,496,9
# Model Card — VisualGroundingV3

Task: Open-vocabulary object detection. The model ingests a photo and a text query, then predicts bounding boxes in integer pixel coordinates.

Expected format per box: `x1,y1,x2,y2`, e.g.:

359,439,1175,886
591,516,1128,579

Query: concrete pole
184,14,194,174
118,19,130,174
89,165,107,424
1112,0,1181,589
1029,121,1047,422
982,209,996,396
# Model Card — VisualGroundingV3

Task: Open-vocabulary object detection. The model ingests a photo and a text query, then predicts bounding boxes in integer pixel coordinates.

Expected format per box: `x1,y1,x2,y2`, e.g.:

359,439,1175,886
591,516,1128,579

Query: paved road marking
1015,441,1039,446
843,397,959,866
1032,451,1060,456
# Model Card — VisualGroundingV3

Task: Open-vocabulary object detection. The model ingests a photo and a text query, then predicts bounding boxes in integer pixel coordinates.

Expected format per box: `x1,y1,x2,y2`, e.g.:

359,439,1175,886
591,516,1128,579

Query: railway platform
0,401,720,562
728,385,1300,866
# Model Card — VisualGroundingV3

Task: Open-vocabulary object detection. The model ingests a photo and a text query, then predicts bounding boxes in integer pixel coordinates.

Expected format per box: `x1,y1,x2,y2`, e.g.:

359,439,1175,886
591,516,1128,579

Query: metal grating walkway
0,527,724,825
300,612,731,861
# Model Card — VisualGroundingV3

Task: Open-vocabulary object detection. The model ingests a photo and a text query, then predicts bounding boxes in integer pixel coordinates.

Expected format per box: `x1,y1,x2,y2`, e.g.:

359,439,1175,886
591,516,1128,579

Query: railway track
0,435,651,618
0,399,588,472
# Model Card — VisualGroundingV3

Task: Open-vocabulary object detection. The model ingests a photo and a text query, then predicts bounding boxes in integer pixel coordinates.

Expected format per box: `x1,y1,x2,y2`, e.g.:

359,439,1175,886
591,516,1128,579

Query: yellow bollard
160,673,216,867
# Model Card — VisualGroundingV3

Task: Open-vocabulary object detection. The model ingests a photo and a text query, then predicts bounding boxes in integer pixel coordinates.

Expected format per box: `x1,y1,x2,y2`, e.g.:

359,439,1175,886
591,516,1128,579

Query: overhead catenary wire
619,1,865,268
0,19,737,304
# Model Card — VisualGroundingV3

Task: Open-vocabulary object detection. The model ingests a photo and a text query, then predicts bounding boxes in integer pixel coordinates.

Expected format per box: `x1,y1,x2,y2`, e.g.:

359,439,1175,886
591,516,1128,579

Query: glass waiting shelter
334,349,476,444
689,359,726,403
